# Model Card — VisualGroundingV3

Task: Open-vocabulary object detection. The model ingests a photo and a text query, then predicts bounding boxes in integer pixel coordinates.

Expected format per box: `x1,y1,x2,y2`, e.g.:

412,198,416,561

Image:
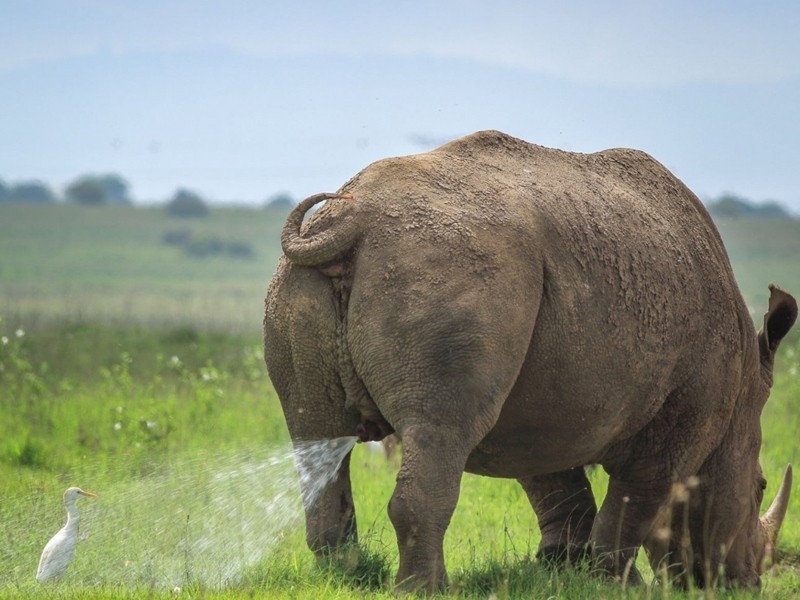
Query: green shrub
179,233,255,259
162,228,193,246
3,435,49,468
225,240,255,259
166,189,209,218
184,234,224,257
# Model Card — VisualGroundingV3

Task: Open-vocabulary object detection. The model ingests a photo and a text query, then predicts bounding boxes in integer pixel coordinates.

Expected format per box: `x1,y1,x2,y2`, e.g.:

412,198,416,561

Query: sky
1,0,799,211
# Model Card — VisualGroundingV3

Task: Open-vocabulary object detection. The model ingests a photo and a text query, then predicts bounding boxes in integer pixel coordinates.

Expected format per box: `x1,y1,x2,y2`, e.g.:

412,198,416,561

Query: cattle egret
36,487,97,583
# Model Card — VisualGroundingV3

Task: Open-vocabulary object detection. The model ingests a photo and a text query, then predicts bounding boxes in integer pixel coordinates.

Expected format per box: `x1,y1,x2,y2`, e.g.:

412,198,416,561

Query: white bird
36,487,97,583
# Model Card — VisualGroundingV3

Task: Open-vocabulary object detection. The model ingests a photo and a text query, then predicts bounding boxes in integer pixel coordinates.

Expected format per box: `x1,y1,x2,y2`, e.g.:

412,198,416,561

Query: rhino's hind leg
301,450,358,556
388,426,474,593
518,468,597,566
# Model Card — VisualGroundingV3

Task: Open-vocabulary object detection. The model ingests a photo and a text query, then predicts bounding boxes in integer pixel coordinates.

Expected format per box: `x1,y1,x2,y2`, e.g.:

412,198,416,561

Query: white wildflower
114,422,122,431
15,328,24,338
1,336,7,345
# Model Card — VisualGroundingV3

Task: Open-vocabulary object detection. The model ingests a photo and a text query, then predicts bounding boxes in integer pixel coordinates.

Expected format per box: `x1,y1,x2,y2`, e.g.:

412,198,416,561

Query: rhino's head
653,285,797,587
726,285,797,585
746,463,792,579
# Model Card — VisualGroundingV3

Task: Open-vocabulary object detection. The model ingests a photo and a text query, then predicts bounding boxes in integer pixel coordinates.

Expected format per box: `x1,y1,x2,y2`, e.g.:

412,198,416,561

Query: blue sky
1,1,799,210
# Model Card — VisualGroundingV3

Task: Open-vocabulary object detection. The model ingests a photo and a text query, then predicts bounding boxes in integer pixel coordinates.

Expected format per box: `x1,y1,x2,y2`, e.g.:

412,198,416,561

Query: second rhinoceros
264,130,796,592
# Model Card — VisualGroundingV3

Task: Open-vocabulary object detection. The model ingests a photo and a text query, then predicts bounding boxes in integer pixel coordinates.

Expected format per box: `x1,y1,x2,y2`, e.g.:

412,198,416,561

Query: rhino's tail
280,192,360,266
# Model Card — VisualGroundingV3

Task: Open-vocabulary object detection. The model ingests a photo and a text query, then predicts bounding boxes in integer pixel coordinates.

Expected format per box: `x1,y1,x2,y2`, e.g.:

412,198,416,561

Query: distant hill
705,194,792,220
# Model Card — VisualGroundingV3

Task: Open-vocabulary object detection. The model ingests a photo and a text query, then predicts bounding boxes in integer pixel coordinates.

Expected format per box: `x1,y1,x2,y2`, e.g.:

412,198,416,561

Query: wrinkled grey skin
264,130,797,592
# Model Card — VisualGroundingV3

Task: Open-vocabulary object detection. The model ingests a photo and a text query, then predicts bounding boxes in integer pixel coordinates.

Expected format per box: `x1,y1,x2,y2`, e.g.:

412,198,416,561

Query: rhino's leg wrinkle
590,476,672,585
519,468,597,565
331,266,387,430
388,426,470,593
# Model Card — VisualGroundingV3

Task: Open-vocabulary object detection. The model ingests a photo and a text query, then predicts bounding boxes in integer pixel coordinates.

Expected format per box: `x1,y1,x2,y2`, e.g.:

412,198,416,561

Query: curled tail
280,192,360,266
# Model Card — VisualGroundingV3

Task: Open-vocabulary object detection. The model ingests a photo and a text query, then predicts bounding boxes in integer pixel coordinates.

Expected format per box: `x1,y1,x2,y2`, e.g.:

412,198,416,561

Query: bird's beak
80,491,97,498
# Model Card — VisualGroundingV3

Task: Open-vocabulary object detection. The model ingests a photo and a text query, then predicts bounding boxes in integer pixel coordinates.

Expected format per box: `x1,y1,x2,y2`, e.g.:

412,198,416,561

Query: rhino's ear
759,284,798,357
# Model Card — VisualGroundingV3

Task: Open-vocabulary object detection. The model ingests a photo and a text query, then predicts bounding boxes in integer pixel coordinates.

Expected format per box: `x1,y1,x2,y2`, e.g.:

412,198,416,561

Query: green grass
1,204,800,598
0,204,288,333
1,315,800,599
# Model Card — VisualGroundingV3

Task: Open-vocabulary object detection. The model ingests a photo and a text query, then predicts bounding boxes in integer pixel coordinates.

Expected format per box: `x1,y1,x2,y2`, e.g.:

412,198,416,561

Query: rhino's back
331,131,752,476
424,130,741,342
421,132,751,476
341,129,741,333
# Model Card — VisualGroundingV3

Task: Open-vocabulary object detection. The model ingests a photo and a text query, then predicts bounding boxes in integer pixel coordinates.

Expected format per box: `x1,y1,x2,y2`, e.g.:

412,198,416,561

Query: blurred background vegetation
1,174,797,336
1,186,799,598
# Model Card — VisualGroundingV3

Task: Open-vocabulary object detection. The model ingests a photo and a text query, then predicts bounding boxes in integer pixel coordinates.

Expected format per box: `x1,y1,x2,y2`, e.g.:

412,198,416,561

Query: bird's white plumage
36,486,96,583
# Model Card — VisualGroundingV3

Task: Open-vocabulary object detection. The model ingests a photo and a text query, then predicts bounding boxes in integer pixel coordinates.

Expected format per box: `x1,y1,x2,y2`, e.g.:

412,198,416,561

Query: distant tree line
0,174,298,214
0,174,132,205
162,190,296,218
0,179,58,203
704,193,791,220
165,188,209,217
3,174,793,220
65,174,132,205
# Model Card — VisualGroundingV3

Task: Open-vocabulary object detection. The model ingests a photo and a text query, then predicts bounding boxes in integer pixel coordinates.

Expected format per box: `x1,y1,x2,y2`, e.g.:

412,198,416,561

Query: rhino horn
761,464,792,562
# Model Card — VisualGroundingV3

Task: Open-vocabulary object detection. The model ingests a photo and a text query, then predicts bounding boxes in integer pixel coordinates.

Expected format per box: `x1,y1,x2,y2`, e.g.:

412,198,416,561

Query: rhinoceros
264,130,796,592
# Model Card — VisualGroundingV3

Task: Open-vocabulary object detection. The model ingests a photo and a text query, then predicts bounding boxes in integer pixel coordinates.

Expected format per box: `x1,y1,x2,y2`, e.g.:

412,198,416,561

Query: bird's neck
64,503,80,532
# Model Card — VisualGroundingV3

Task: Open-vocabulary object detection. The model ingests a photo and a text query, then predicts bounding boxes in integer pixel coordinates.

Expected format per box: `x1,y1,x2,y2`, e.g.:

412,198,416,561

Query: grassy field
0,203,287,334
1,203,800,599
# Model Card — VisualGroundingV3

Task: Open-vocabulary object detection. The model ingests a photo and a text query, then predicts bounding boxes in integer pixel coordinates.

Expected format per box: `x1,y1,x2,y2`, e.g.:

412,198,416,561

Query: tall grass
1,321,800,598
1,205,799,597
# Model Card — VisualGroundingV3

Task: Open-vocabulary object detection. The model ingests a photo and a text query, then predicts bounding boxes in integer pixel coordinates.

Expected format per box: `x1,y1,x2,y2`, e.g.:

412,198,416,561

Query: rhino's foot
539,543,643,585
591,551,644,586
536,543,592,567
